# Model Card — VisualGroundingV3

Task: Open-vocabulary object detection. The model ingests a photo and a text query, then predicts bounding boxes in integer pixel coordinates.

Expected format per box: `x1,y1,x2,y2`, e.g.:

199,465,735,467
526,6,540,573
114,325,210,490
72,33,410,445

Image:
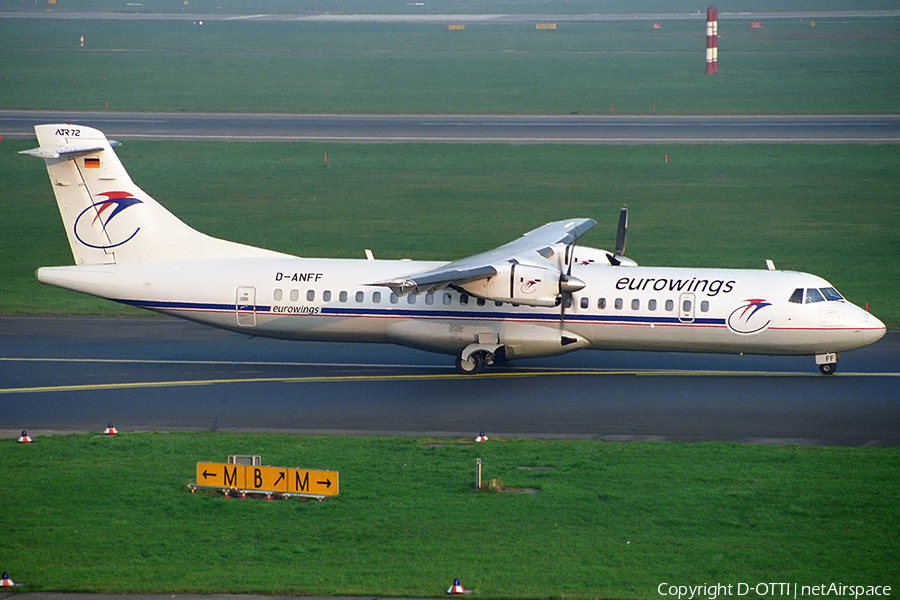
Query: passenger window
615,298,623,310
477,298,486,306
373,291,381,303
682,299,692,312
407,294,417,305
820,287,844,301
648,299,657,311
323,290,332,302
580,297,589,309
665,299,674,312
563,296,573,309
443,293,452,305
355,291,364,303
700,301,709,312
306,290,315,302
598,298,607,310
339,291,348,302
789,288,804,304
390,293,399,304
805,288,825,304
425,293,434,305
495,301,503,307
274,289,283,301
460,294,469,306
631,299,640,310
290,289,299,301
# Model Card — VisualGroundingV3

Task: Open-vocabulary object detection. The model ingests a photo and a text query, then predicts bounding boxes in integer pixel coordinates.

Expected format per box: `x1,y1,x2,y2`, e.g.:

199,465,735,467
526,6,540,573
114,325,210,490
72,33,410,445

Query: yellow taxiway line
0,357,897,394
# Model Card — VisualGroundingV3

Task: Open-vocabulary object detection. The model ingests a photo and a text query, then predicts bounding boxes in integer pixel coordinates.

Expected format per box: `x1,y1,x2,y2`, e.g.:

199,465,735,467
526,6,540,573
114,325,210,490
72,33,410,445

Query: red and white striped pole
705,6,718,74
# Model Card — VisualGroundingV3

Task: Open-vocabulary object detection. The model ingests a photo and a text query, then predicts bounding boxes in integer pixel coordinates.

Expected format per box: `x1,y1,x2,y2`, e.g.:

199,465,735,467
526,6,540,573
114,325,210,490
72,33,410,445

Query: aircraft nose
855,306,886,346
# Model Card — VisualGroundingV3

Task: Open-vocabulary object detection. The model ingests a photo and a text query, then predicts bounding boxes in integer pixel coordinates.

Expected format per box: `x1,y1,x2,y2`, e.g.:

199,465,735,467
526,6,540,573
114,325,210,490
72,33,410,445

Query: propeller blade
615,204,628,257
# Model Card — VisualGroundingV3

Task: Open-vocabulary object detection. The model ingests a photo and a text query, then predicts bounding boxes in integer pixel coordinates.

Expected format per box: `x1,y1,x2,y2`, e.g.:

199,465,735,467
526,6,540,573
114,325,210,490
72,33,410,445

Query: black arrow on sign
274,472,285,486
318,478,332,488
203,470,214,480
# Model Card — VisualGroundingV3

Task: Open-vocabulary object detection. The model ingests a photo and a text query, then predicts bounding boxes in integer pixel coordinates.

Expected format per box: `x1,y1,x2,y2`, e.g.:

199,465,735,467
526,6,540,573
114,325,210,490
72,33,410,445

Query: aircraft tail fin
21,124,283,265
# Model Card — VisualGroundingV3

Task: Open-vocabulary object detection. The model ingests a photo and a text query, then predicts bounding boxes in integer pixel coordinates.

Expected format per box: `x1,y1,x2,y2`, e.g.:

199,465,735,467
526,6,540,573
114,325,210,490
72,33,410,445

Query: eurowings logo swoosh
73,191,143,249
520,279,539,295
727,298,773,334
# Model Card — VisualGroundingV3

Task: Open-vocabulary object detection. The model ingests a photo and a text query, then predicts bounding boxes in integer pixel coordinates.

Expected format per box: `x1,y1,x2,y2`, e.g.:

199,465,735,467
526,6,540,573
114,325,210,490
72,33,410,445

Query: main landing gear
455,351,487,374
455,340,505,374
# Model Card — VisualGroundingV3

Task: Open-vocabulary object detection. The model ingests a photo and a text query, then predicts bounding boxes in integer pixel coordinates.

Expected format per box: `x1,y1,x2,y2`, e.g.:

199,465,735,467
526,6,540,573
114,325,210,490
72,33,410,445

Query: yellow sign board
195,462,338,497
536,23,557,30
448,24,465,31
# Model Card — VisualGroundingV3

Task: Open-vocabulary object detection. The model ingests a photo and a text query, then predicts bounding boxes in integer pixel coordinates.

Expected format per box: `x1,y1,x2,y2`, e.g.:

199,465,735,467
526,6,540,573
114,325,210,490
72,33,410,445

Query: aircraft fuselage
38,257,885,361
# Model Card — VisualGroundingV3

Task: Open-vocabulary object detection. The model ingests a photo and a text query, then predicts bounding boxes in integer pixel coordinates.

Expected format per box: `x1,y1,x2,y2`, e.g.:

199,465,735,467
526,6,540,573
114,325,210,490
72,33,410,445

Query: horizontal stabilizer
19,141,117,160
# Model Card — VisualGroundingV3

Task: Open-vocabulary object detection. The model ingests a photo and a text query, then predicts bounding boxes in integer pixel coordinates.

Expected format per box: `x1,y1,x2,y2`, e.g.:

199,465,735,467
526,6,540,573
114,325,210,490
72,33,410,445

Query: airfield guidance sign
196,462,338,498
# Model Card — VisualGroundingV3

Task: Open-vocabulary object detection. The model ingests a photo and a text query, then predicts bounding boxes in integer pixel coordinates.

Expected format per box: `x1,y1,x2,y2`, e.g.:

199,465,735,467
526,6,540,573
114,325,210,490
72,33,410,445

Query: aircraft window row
274,289,711,313
273,288,712,313
788,287,844,304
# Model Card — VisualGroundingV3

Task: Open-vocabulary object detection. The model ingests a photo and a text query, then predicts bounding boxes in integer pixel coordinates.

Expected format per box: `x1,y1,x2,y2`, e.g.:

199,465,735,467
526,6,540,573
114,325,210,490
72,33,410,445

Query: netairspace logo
657,582,892,600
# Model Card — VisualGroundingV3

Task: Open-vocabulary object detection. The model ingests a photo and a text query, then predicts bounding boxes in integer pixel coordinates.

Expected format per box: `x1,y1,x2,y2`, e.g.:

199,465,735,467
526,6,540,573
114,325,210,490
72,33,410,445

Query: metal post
705,7,718,74
476,458,482,489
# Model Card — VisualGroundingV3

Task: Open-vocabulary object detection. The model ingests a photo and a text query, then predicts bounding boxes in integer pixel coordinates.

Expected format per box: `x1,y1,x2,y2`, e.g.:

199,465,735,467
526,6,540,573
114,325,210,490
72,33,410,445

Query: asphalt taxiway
1,316,897,446
3,111,899,144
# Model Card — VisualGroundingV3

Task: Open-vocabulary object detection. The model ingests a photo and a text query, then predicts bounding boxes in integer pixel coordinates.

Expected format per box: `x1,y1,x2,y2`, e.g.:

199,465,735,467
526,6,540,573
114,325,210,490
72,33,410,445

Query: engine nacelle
460,263,564,307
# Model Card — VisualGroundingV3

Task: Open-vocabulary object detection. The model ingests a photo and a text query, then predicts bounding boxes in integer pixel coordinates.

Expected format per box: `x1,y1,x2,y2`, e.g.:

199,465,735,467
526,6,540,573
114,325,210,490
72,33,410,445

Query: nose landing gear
816,352,838,375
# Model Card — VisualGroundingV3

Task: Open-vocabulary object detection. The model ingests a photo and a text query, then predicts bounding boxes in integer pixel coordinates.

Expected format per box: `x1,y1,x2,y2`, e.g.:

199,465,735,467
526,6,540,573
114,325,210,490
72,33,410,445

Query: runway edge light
447,578,469,595
17,430,32,444
1,572,17,587
475,431,488,442
105,423,118,436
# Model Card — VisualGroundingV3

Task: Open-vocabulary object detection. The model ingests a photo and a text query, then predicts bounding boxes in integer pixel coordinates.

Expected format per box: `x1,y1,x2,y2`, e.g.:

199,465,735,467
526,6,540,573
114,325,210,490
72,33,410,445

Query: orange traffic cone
104,423,118,435
475,431,488,442
17,431,32,443
447,578,468,595
1,572,16,587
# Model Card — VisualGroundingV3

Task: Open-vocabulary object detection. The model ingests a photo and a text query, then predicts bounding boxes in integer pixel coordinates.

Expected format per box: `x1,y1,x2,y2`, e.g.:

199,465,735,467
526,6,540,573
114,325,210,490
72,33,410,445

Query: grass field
4,139,898,327
1,433,897,597
1,16,898,114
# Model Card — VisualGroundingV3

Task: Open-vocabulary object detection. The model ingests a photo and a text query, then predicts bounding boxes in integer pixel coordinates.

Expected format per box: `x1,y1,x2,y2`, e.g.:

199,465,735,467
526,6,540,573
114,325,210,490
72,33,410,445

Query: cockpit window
820,287,844,301
805,288,825,303
790,287,845,304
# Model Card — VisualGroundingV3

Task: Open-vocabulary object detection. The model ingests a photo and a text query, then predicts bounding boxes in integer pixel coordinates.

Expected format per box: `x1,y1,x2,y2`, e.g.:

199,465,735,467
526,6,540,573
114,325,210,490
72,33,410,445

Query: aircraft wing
369,218,596,303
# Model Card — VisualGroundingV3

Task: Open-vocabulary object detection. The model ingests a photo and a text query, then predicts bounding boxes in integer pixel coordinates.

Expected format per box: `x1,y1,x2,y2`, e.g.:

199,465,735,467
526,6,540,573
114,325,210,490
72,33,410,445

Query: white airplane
22,124,886,375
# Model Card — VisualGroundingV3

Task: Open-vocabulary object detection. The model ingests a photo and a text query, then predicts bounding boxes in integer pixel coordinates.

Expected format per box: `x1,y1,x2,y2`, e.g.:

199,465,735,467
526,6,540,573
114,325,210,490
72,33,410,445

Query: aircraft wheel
456,351,486,374
818,363,837,376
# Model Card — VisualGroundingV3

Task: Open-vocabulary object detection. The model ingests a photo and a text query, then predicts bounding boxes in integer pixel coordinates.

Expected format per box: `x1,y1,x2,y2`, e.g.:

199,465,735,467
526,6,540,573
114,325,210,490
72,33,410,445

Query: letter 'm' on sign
224,465,239,487
294,470,309,492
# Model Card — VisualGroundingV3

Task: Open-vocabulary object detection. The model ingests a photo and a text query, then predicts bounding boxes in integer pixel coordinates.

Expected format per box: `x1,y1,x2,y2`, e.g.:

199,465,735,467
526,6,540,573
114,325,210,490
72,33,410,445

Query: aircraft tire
818,363,837,375
456,351,486,374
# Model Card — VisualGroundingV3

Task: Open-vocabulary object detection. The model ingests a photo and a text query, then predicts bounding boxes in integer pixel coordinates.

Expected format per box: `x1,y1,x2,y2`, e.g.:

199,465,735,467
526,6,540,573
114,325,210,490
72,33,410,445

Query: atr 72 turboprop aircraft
23,124,885,374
